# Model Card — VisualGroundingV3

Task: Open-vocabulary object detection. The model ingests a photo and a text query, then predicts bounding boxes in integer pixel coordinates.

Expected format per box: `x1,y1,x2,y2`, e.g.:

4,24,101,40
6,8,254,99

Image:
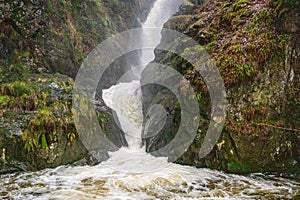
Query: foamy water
102,80,144,148
1,151,299,199
1,1,299,199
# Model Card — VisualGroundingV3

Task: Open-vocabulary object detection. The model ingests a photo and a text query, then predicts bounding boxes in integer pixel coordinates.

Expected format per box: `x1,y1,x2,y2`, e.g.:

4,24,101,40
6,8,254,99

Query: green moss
251,8,273,26
1,81,37,97
222,1,252,31
215,45,257,85
94,0,103,10
0,95,9,106
22,102,75,153
97,113,110,131
232,0,250,11
102,17,110,27
207,23,219,35
228,160,250,173
0,74,76,153
205,41,216,53
23,108,56,152
0,50,30,83
0,80,45,112
149,0,300,174
109,0,119,5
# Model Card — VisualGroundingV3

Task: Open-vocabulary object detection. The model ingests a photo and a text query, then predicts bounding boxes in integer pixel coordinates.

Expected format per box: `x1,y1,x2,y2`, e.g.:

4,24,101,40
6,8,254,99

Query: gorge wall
0,0,154,173
143,0,300,174
1,0,299,176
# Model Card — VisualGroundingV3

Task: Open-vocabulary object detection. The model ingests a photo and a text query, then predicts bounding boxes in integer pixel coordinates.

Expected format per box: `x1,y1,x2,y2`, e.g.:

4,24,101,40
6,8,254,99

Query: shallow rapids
1,0,299,199
0,150,299,199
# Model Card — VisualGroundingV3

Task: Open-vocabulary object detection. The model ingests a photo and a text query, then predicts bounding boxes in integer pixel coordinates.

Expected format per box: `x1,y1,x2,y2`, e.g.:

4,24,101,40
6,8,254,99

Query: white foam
102,80,143,148
1,1,299,199
1,156,299,199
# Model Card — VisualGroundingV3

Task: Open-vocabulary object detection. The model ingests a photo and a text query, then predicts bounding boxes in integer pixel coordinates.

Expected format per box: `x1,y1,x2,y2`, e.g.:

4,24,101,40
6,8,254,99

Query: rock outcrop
143,0,300,174
0,0,154,173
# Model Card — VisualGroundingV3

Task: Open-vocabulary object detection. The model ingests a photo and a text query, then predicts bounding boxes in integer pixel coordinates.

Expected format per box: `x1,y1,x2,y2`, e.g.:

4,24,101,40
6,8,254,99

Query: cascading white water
1,1,300,199
103,0,183,149
102,80,144,149
139,0,183,71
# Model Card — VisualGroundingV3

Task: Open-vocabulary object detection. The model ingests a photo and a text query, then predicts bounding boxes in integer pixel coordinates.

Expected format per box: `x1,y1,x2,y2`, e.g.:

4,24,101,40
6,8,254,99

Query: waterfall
102,81,144,149
1,1,300,199
102,0,183,149
138,0,183,73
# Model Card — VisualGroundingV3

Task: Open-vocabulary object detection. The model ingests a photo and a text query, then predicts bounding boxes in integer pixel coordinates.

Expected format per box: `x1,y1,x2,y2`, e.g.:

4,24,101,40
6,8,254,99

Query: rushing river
0,148,299,199
1,0,300,199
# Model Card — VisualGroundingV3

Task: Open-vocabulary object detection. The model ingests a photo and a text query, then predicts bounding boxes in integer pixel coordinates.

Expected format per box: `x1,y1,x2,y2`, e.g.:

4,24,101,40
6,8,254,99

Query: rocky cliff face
143,0,300,174
0,0,154,173
0,0,154,77
1,0,299,176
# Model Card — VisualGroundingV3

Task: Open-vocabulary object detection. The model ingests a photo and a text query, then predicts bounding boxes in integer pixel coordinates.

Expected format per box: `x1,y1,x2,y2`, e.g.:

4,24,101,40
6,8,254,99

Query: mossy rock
0,73,86,171
146,0,300,175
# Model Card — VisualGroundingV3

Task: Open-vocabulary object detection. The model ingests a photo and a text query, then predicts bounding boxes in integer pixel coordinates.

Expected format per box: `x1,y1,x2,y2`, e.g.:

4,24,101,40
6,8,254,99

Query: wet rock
143,0,300,174
0,0,156,173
